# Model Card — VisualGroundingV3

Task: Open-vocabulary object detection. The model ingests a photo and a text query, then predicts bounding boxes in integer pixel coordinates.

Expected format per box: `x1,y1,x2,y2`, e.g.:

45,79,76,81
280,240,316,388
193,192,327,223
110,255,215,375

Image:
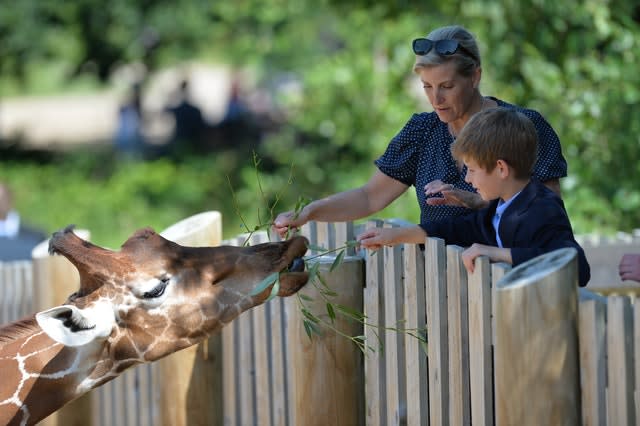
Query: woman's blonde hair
413,25,480,77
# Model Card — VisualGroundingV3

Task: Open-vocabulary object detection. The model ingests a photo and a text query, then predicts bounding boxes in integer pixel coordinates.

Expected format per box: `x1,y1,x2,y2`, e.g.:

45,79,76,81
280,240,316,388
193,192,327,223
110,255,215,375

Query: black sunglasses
412,38,478,62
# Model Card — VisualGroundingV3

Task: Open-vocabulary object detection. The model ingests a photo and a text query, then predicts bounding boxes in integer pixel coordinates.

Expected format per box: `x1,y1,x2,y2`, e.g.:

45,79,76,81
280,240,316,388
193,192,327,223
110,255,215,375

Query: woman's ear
472,66,482,89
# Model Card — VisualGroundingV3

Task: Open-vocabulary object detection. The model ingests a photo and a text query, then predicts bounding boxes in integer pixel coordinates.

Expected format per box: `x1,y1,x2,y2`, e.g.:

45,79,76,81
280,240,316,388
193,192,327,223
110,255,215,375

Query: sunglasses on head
412,38,478,62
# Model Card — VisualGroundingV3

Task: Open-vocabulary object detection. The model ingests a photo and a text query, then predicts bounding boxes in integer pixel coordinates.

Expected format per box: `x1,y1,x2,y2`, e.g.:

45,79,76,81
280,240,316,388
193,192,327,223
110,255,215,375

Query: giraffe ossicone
0,225,309,426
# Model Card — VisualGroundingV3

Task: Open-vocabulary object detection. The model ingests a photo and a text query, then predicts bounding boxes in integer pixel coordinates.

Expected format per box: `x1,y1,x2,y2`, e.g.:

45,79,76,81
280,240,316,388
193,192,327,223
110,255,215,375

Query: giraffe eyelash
142,277,170,299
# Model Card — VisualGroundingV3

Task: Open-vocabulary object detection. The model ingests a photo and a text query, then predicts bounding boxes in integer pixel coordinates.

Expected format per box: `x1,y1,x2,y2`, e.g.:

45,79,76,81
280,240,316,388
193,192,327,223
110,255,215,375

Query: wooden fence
1,214,640,425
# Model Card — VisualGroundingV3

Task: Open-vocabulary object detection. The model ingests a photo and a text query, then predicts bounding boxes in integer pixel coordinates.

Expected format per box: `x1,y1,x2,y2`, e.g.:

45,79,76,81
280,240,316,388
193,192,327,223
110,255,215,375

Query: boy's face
464,158,502,201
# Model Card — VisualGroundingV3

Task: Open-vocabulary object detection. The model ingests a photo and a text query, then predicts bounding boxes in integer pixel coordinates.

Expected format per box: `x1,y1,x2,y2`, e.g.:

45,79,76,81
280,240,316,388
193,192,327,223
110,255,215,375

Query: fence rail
1,215,639,425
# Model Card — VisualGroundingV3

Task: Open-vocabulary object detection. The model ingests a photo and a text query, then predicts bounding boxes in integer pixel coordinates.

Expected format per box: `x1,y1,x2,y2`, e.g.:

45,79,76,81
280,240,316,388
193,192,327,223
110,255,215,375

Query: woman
273,25,566,237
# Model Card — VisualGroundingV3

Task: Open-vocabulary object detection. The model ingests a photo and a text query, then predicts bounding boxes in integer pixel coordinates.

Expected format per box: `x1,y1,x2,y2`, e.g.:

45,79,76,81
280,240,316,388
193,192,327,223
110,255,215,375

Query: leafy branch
235,153,427,355
297,241,428,355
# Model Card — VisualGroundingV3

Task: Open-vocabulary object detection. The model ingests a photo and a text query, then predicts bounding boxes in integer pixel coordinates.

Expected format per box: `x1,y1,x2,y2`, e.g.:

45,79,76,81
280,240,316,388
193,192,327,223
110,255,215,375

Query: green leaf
303,320,314,340
303,319,321,340
301,308,320,324
330,249,345,272
265,277,280,302
352,335,366,342
249,272,279,296
326,302,336,322
299,294,315,302
335,304,366,321
320,289,338,298
307,262,320,281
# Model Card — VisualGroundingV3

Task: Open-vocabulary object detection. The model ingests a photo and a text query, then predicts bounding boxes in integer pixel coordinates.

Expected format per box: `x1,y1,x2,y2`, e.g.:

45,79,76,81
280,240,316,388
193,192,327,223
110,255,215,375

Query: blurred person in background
164,78,206,156
0,182,47,261
114,82,147,158
619,253,640,283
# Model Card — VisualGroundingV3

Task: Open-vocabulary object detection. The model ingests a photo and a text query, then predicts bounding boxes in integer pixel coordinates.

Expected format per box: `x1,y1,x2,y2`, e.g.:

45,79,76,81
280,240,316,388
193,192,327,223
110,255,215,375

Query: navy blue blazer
420,179,591,286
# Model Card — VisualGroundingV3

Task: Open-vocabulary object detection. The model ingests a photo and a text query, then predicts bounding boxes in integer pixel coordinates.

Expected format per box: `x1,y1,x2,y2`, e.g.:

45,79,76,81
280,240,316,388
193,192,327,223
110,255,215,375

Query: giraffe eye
143,278,169,299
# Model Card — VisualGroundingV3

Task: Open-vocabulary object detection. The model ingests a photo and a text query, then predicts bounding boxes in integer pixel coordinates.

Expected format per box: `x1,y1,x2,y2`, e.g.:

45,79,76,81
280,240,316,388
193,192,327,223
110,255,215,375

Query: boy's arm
357,225,427,250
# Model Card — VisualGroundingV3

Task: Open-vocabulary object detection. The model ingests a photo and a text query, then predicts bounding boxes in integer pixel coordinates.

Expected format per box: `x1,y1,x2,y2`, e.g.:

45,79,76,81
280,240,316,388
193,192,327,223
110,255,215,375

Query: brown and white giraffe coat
0,226,309,426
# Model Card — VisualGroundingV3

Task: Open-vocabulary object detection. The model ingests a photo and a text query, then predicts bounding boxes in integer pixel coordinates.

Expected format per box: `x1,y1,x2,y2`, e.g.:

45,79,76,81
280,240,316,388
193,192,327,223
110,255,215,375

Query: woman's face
417,61,480,126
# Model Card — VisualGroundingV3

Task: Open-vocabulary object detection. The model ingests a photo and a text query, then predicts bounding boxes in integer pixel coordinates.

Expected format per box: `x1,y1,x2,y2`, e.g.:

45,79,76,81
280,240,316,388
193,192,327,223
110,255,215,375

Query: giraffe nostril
288,257,305,272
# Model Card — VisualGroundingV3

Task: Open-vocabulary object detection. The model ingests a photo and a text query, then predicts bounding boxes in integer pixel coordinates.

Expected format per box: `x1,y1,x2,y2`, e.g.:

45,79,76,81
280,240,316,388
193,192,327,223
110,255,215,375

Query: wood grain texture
494,249,580,426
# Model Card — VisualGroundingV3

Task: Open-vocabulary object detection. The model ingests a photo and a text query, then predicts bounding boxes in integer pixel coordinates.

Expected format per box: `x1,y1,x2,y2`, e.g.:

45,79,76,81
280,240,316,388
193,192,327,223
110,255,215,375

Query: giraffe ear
36,304,116,347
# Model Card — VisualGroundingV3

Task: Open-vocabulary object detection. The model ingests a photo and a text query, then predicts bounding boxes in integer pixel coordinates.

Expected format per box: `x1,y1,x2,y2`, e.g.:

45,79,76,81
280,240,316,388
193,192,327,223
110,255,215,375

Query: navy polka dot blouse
375,97,567,224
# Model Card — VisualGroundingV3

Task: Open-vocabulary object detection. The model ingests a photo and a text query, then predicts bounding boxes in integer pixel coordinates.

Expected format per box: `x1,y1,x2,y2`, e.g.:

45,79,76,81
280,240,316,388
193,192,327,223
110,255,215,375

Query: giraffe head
35,225,309,364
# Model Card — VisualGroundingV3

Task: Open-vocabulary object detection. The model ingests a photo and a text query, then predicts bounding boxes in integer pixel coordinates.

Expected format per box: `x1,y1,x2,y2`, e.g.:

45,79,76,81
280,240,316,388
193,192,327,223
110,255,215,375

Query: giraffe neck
0,316,115,426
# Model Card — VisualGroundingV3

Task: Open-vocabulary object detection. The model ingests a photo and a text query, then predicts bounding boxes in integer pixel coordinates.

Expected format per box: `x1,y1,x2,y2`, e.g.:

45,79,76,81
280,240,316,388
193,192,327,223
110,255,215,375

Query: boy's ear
496,159,510,178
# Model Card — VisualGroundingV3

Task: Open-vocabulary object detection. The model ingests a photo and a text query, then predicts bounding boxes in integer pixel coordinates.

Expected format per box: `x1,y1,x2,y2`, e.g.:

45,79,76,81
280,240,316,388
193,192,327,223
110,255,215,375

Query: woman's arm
273,170,408,238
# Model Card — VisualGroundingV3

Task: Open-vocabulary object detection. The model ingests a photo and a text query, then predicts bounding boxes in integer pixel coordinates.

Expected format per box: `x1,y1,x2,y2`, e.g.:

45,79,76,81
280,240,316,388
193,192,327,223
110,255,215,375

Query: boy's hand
462,243,512,273
356,228,396,251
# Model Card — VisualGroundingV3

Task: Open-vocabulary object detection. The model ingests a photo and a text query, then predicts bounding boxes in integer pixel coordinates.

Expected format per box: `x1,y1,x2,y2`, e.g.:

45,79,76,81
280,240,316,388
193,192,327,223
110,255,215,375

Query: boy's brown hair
451,107,538,179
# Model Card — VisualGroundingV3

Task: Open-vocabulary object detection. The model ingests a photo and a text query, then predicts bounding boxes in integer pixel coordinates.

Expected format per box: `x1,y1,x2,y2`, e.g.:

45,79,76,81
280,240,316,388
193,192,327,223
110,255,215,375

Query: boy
357,107,590,286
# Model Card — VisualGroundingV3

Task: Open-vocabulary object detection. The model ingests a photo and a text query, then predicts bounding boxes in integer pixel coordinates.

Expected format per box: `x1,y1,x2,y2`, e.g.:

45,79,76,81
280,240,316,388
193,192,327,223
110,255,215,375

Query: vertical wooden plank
222,236,241,426
222,320,237,425
124,369,137,426
252,302,271,426
490,263,511,348
334,221,356,256
403,243,428,425
383,227,405,426
235,232,254,426
259,231,288,425
21,262,34,318
315,221,332,250
446,245,470,426
578,291,607,426
424,237,448,426
286,256,365,426
250,232,272,426
237,307,256,425
138,364,154,426
300,221,317,255
0,265,9,325
9,264,20,321
467,256,493,426
364,219,386,426
607,296,635,425
270,297,288,426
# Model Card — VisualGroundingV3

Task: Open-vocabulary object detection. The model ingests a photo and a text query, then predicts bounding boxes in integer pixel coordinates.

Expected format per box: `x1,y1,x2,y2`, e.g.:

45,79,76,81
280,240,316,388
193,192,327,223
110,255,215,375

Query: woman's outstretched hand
273,210,306,239
424,180,487,210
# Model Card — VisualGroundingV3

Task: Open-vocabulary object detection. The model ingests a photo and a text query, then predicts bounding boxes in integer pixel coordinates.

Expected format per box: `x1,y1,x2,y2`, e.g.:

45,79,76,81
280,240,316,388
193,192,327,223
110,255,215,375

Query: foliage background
1,0,640,248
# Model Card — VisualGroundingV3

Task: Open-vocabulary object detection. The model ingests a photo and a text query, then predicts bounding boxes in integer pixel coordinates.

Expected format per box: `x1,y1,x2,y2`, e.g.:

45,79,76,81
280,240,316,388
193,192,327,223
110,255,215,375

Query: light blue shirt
492,192,522,248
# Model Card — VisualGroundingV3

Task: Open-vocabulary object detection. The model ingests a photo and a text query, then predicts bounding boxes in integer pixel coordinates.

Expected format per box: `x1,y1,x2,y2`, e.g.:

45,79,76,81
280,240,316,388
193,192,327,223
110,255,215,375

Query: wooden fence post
285,255,365,426
32,230,93,426
156,211,223,426
494,248,581,426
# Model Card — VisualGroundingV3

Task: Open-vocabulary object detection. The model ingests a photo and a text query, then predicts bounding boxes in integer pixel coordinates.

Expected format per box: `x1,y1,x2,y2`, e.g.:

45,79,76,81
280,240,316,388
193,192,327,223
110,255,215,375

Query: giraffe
0,225,309,426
